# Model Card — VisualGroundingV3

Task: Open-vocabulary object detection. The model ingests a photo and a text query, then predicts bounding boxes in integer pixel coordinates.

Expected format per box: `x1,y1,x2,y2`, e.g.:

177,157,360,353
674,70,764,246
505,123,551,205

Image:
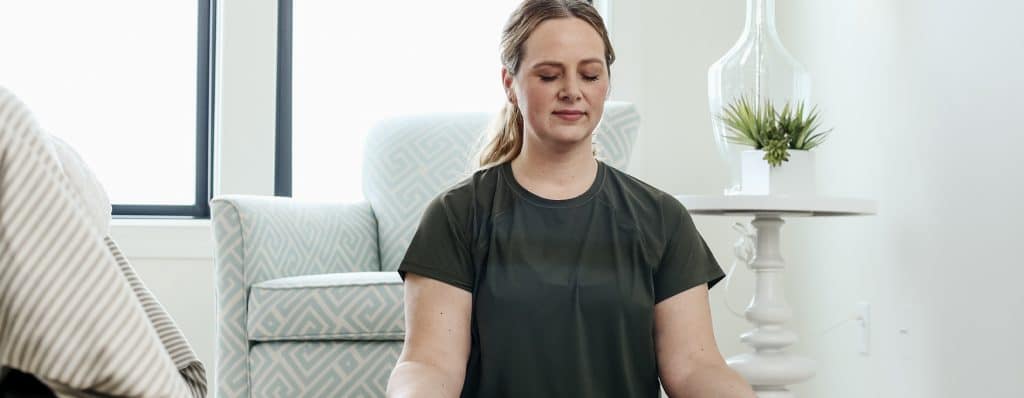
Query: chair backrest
362,101,641,272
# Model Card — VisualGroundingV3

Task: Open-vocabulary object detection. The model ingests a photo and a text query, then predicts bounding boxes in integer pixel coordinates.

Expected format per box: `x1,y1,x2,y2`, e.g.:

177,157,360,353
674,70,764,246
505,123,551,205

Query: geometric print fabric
248,272,405,342
250,341,401,397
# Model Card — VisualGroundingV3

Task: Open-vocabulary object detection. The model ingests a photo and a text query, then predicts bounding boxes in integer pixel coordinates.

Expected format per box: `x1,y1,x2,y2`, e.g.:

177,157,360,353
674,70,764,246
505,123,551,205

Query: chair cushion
247,272,405,341
250,341,401,397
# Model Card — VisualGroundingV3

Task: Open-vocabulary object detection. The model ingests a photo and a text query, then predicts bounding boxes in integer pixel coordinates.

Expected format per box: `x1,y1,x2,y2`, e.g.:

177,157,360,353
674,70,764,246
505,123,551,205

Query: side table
674,194,877,398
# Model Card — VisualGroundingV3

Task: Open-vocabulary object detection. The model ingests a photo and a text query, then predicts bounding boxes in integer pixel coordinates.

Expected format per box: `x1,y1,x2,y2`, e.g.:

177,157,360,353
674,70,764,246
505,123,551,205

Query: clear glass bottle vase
707,0,811,194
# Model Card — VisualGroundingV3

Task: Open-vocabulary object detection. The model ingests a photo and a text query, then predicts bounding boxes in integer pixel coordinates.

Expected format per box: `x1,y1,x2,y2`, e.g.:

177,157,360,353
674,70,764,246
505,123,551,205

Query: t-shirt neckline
500,159,607,208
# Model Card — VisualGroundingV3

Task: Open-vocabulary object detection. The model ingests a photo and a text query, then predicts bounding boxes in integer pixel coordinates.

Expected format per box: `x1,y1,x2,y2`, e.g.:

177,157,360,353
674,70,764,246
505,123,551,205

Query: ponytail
477,102,524,168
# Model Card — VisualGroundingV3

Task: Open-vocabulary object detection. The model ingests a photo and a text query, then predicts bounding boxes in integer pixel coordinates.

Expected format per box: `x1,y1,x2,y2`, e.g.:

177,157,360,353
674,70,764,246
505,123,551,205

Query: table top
674,194,878,217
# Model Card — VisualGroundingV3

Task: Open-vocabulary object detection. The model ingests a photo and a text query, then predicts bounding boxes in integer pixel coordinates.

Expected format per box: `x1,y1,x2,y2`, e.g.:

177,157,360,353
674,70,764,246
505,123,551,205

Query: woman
387,1,755,397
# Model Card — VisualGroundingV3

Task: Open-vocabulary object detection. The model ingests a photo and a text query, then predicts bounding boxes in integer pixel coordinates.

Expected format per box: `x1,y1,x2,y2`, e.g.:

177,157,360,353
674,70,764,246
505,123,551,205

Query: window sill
109,218,214,260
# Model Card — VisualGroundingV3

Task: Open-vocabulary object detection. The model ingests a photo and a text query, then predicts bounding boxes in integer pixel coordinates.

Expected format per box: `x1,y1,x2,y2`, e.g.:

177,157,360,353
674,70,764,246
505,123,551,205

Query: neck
509,135,598,199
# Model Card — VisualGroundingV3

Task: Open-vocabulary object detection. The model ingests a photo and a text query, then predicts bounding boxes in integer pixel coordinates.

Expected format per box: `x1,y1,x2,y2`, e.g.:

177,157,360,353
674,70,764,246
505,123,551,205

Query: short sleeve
397,193,475,292
653,195,726,304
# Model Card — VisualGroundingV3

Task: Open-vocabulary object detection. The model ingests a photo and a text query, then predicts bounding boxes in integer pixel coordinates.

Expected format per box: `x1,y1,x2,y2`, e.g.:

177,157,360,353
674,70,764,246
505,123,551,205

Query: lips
552,109,586,121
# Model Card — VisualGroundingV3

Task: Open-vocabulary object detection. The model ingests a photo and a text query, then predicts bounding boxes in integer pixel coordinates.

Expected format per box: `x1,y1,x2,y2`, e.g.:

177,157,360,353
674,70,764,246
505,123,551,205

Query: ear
501,67,516,103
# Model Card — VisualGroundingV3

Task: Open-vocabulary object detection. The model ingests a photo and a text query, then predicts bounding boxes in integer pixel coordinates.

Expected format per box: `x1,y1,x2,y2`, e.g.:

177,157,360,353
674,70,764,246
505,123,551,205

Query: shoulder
599,164,695,265
600,162,689,224
423,163,504,229
433,163,501,208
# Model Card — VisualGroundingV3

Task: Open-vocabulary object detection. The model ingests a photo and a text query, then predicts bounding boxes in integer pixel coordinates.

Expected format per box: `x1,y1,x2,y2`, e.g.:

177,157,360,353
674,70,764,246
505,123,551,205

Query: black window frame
112,0,216,218
275,0,293,197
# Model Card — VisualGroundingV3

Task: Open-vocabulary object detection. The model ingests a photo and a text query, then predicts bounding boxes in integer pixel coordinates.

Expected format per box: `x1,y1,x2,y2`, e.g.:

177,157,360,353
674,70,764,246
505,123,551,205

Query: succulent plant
762,136,790,167
776,101,831,151
720,96,776,148
718,95,831,167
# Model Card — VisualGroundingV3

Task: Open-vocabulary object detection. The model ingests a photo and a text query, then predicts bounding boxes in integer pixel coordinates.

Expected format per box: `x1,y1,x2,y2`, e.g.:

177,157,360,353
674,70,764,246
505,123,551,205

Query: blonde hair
475,0,615,169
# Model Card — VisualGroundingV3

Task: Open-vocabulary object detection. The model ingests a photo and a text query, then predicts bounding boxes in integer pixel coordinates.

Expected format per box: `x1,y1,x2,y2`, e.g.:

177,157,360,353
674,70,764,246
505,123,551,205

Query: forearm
668,364,756,398
386,361,463,398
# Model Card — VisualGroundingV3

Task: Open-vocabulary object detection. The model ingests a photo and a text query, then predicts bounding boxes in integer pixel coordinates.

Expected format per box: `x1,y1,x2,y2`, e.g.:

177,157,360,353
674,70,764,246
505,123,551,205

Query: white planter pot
738,149,817,196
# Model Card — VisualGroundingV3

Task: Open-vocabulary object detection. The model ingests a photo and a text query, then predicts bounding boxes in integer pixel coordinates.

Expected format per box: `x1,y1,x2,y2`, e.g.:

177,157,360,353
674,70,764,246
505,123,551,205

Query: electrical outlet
857,301,871,355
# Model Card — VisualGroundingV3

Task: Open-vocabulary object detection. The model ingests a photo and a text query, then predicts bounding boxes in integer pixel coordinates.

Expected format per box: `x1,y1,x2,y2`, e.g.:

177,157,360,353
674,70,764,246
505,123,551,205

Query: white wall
610,0,1024,396
776,0,1024,396
114,0,1024,396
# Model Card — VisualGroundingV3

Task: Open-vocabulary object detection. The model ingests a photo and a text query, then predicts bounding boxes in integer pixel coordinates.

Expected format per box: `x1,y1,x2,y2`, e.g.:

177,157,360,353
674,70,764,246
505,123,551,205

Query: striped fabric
0,86,206,397
105,238,207,398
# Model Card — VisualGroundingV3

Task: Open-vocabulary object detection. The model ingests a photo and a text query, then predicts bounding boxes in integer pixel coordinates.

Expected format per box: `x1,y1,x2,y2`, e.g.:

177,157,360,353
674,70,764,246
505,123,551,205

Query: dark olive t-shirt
397,160,725,398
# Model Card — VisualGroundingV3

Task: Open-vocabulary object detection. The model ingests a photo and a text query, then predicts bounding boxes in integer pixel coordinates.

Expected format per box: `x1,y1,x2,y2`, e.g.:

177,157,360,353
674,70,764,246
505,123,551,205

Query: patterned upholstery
248,272,404,341
362,112,491,273
211,102,641,397
250,341,401,397
212,196,380,285
211,197,381,398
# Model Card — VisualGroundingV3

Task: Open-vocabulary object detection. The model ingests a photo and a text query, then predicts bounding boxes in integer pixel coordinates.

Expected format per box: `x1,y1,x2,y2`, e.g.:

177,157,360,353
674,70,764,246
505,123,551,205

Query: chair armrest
209,194,380,398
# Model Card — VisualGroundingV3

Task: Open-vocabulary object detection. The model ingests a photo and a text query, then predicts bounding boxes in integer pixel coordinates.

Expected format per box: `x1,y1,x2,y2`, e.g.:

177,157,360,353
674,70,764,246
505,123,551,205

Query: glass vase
707,0,811,195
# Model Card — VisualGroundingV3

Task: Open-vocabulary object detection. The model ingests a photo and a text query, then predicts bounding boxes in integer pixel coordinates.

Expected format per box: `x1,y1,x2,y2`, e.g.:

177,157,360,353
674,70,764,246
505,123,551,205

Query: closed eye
539,75,601,82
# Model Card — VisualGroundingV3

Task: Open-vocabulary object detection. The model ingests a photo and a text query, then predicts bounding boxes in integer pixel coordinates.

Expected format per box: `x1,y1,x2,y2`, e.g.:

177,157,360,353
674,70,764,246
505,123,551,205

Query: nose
559,79,582,102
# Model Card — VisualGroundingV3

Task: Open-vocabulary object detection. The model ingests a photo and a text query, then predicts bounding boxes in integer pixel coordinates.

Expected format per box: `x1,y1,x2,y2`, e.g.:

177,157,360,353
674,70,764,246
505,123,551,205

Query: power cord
721,222,755,319
720,221,870,353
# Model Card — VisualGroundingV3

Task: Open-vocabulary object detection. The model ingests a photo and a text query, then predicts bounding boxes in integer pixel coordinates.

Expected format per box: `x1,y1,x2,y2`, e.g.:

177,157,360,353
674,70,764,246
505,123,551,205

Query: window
0,0,215,217
278,0,525,202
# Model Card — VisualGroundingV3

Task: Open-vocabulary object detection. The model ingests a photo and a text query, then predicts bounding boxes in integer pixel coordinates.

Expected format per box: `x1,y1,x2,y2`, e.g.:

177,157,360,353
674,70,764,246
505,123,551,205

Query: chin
526,118,594,144
544,125,594,145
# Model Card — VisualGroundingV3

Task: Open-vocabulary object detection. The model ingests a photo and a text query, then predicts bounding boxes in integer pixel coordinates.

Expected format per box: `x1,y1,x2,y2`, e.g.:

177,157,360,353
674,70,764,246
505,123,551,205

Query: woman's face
504,17,609,152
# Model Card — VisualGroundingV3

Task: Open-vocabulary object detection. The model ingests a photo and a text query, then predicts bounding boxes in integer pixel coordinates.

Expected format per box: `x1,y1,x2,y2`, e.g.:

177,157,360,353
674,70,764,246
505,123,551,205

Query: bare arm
655,284,756,398
386,273,473,398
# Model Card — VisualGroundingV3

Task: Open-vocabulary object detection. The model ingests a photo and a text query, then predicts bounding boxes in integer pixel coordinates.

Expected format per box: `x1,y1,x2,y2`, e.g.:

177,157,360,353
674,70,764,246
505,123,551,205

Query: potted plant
719,95,831,196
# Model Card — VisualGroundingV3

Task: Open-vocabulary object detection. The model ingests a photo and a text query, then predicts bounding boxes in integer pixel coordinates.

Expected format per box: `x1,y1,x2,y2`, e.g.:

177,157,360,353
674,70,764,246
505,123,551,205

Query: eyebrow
531,58,605,69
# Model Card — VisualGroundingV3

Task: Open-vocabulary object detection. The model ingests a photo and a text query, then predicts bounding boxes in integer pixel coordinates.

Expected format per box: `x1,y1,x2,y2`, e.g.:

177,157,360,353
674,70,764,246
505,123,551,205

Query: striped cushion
106,238,207,397
49,135,111,237
247,272,405,341
0,86,205,397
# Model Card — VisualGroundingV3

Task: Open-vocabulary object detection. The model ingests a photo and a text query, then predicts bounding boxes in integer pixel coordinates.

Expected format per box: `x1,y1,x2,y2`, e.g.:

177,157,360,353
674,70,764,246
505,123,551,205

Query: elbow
662,362,754,398
384,361,405,398
386,360,464,398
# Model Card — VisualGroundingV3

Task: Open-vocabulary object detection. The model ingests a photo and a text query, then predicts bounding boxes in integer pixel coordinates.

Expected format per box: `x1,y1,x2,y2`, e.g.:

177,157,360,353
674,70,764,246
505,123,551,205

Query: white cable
722,258,747,319
721,222,755,320
720,220,868,347
807,310,865,338
814,315,856,336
